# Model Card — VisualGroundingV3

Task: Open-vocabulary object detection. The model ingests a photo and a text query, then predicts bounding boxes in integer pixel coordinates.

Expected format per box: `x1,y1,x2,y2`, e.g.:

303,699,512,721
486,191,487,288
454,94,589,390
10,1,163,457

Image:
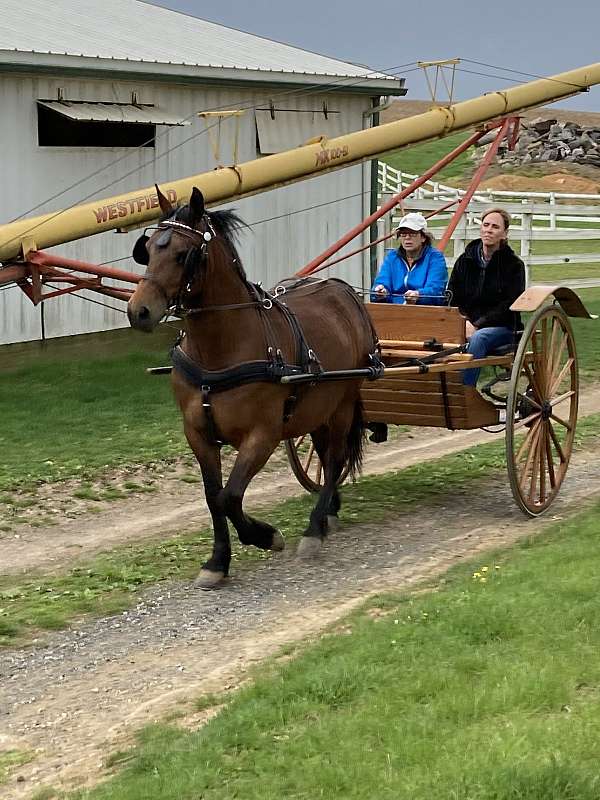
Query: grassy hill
379,130,472,182
378,100,600,186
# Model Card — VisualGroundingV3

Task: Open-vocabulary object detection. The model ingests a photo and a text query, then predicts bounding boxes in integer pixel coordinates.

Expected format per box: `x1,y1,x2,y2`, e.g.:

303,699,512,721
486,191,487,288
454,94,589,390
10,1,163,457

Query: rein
149,217,325,442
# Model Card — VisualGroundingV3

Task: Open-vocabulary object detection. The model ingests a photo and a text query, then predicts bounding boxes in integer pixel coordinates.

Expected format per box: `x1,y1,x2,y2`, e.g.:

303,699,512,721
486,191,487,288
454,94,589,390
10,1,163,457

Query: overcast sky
149,0,600,111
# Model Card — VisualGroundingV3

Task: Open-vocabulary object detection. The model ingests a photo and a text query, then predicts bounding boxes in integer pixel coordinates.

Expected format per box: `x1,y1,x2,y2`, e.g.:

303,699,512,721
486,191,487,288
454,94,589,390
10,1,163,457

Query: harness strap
439,372,454,430
171,345,306,392
201,387,224,447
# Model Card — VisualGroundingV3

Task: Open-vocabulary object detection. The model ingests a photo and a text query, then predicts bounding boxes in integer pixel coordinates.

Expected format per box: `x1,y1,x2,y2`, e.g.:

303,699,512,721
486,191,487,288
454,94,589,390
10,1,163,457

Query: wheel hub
541,401,552,421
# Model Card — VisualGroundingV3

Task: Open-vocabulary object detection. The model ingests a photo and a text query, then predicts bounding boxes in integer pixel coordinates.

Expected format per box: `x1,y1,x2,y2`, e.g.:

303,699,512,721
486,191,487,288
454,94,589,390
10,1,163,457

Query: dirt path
4,387,600,577
1,453,600,798
0,390,599,798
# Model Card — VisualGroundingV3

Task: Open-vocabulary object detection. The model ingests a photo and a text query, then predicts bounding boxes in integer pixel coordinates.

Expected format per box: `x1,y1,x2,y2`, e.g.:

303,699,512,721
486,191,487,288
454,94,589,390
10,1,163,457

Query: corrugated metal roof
38,100,190,125
1,0,398,82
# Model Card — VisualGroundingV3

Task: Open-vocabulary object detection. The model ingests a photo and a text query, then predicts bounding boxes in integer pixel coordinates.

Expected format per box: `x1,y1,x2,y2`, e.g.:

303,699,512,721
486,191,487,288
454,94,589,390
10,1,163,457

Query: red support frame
437,118,517,252
1,251,140,306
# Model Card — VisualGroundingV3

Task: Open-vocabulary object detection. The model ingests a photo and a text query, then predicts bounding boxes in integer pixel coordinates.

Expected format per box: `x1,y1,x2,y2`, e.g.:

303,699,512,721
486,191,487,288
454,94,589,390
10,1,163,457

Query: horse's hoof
271,530,286,552
327,515,341,533
194,570,226,590
297,537,322,560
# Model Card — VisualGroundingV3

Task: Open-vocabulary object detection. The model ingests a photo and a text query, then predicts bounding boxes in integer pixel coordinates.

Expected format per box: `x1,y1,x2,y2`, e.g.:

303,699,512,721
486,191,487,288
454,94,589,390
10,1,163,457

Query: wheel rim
284,435,350,493
506,304,578,516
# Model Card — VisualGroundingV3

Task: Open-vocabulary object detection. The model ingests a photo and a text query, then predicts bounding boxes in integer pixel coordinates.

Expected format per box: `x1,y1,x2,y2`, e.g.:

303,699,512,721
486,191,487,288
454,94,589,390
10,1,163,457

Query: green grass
0,749,33,784
2,413,600,647
529,238,600,256
380,131,472,182
530,263,600,282
568,288,600,381
0,338,187,492
31,788,60,800
71,499,600,800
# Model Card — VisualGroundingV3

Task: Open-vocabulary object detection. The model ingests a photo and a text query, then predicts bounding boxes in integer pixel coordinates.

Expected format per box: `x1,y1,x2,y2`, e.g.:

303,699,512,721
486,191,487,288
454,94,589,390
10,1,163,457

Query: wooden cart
286,286,595,517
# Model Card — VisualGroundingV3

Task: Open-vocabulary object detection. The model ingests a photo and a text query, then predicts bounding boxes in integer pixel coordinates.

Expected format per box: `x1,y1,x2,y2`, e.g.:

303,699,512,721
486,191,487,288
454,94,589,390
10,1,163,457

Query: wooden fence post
521,210,532,286
549,192,556,230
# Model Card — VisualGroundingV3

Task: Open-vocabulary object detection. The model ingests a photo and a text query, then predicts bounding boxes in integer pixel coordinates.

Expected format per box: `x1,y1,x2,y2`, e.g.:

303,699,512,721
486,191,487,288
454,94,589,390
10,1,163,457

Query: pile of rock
475,118,600,167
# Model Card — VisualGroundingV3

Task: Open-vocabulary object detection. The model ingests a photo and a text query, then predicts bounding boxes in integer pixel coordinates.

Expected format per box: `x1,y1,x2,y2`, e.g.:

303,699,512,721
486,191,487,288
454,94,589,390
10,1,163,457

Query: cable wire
0,62,417,256
461,59,589,91
9,60,417,224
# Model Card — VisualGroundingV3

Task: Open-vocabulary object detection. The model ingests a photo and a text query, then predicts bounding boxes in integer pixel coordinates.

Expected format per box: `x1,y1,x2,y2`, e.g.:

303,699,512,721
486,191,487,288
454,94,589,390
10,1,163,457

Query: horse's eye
176,252,187,265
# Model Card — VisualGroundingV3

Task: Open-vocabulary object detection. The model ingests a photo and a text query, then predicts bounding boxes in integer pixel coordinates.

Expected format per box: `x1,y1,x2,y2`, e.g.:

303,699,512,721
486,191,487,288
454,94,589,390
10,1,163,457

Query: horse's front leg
184,427,232,590
220,430,285,553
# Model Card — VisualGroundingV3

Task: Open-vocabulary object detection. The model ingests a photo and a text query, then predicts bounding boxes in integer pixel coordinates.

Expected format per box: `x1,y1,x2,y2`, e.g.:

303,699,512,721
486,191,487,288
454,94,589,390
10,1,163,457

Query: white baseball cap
396,212,428,233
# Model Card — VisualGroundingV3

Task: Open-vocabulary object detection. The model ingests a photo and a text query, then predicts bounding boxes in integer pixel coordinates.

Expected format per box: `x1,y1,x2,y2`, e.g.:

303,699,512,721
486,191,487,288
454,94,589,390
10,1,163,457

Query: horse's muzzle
127,302,156,332
127,280,168,332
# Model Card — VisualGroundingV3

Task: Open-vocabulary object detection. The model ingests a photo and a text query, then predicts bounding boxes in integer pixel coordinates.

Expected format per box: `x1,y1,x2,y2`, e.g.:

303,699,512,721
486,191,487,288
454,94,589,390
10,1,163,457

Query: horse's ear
189,186,205,223
155,184,173,217
133,234,150,265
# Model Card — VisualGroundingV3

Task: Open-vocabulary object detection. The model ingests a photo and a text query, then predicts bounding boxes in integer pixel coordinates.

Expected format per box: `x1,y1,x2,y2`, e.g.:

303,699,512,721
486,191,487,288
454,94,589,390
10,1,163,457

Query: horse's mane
162,204,250,282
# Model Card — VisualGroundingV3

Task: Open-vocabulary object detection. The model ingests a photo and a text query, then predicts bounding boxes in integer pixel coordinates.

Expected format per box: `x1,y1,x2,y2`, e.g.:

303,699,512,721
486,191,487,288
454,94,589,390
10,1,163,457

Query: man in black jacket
447,208,526,386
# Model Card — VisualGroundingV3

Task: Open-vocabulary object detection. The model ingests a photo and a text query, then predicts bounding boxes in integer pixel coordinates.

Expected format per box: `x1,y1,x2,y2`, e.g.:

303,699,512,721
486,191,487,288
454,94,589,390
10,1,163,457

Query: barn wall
0,72,374,344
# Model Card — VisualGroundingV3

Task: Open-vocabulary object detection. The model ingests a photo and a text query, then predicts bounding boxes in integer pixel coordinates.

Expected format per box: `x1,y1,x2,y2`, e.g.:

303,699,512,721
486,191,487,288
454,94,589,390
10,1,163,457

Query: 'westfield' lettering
93,189,178,224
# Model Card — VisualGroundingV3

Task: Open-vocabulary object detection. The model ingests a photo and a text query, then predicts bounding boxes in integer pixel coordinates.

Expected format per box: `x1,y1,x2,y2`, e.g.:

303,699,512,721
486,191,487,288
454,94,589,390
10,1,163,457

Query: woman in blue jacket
371,213,448,305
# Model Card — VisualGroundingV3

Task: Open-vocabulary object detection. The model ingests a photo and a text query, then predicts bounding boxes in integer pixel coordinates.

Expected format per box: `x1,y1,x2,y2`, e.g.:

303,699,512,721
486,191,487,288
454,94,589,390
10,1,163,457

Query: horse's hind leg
185,428,231,590
297,415,353,560
219,430,285,553
305,425,342,531
327,487,342,531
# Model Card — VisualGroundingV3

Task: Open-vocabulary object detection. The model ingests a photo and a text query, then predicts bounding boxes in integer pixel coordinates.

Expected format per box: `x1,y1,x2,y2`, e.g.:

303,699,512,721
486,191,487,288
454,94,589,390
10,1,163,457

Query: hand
404,290,419,304
466,321,477,338
373,284,389,300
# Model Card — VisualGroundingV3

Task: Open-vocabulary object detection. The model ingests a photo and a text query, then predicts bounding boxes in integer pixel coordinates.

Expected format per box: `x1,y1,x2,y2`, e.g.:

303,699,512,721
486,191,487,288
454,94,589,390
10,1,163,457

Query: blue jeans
463,326,514,386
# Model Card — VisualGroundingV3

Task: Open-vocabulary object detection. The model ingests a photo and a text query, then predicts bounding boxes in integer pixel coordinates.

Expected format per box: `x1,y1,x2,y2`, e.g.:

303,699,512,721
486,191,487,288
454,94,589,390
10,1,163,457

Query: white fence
377,163,600,285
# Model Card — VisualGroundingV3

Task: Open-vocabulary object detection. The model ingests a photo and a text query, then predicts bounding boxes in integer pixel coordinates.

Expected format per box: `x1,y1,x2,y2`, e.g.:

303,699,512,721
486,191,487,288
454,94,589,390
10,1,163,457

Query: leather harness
143,216,378,446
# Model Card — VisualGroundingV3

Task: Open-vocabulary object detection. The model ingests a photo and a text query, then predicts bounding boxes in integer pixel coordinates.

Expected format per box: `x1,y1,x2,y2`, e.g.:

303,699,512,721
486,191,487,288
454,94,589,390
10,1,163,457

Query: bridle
133,215,216,316
132,213,279,318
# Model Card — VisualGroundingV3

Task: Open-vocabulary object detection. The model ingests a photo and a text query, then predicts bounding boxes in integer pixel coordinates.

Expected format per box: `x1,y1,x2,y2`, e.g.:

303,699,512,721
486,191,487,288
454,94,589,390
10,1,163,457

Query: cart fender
511,285,597,319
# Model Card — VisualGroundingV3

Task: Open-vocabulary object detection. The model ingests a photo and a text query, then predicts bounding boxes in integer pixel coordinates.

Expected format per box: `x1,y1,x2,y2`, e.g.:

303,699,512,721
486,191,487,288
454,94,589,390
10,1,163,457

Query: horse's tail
345,399,366,480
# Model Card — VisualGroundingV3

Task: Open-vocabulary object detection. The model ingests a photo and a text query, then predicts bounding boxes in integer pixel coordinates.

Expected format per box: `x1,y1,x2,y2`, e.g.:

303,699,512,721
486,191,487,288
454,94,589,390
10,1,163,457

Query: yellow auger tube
1,62,599,261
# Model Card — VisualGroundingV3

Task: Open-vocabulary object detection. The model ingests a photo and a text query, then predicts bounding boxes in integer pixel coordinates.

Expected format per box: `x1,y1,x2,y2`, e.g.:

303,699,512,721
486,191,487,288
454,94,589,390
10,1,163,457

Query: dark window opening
38,105,155,147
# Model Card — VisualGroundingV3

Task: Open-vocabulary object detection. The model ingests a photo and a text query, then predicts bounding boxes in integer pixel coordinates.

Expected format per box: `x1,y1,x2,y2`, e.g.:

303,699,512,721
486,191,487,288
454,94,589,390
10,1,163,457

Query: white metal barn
0,0,404,344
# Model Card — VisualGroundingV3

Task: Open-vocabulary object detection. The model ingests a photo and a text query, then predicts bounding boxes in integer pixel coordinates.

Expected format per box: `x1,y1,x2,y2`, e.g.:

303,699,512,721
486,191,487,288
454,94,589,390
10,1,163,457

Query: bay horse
127,186,379,588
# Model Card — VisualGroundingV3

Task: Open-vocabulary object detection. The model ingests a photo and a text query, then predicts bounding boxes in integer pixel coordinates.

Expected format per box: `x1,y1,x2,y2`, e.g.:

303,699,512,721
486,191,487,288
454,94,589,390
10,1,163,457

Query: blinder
132,217,214,311
132,234,150,265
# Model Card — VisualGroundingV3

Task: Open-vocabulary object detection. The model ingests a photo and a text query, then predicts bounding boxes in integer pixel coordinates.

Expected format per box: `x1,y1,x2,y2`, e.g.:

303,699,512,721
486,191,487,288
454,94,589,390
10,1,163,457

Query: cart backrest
367,303,467,345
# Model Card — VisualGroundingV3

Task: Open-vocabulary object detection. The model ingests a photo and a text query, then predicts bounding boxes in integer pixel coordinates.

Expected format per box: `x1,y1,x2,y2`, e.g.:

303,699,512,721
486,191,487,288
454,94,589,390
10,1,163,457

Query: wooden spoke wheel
506,303,579,516
284,434,350,493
